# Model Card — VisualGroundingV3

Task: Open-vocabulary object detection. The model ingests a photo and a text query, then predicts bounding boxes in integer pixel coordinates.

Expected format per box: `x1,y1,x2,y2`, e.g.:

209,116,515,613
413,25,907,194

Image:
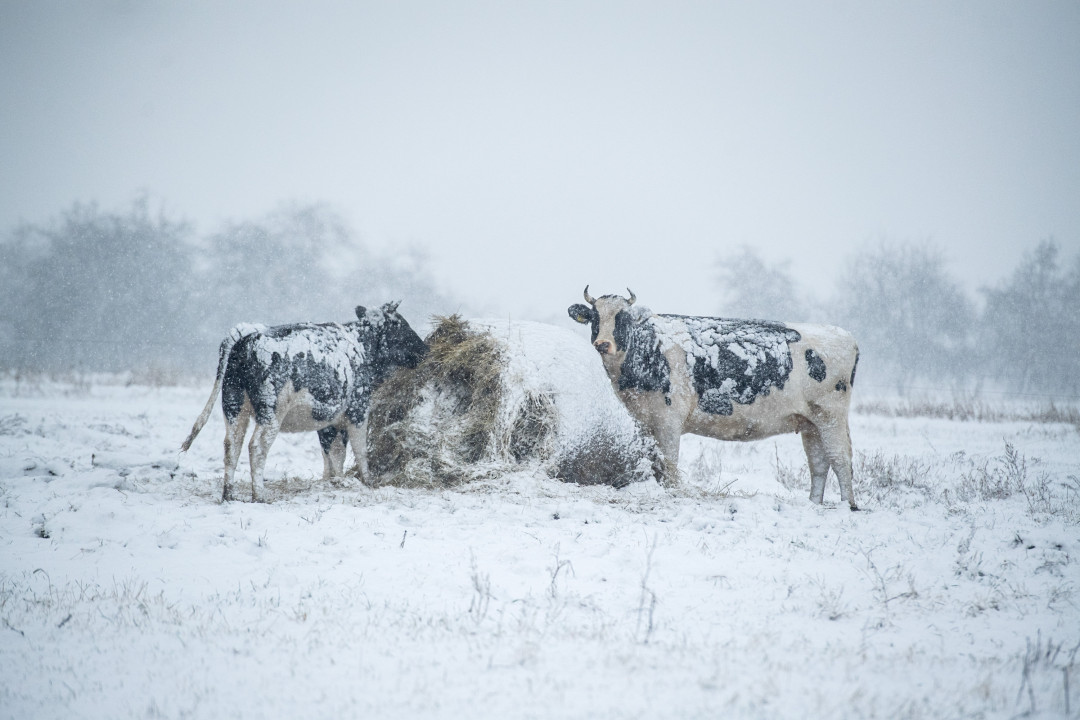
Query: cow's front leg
346,420,370,485
652,424,682,487
248,419,281,502
317,426,348,483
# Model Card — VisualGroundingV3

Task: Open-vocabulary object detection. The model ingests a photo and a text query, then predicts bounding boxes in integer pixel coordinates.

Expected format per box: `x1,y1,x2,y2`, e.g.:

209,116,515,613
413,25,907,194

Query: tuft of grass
686,444,723,488
854,450,935,504
0,413,27,436
772,443,808,492
1015,633,1080,716
553,423,659,489
957,443,1043,504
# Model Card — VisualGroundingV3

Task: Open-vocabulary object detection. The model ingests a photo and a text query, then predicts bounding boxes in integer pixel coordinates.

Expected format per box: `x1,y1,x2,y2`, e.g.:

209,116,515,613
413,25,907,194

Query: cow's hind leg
800,422,830,505
819,418,857,511
248,418,281,503
317,426,348,482
222,407,251,502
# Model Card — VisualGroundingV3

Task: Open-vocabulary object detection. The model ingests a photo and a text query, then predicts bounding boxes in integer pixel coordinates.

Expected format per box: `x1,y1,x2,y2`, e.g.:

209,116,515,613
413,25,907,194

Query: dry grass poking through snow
844,441,1080,523
856,394,1080,428
3,380,1080,718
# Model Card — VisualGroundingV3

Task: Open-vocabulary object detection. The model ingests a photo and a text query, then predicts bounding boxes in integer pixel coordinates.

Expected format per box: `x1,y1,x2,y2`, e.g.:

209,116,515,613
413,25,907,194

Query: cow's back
222,323,367,425
651,316,857,441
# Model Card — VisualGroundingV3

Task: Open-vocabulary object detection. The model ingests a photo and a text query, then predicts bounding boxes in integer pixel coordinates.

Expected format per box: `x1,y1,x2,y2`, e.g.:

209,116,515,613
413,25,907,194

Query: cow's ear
567,304,593,324
355,305,367,320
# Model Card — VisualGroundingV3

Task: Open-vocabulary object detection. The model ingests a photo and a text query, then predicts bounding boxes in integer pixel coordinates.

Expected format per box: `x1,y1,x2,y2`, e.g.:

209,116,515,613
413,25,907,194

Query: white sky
2,1,1078,322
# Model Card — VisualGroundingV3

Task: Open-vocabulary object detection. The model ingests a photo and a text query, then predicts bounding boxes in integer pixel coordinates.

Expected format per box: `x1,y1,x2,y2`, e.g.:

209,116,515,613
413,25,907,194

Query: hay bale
362,316,659,488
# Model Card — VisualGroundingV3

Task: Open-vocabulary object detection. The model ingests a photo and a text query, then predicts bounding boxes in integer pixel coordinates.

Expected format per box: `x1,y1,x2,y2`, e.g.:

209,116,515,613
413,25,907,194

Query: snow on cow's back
251,322,367,385
472,319,644,452
652,314,800,377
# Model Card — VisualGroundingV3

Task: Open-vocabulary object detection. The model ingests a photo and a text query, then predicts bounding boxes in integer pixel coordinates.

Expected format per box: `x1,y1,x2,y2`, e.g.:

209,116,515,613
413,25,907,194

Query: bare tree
979,239,1080,394
715,246,803,321
0,198,197,372
0,199,451,375
194,202,448,341
829,241,975,393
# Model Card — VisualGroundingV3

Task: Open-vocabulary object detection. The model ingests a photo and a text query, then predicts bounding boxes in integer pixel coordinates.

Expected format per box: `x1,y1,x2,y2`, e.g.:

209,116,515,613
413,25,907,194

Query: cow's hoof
849,504,860,512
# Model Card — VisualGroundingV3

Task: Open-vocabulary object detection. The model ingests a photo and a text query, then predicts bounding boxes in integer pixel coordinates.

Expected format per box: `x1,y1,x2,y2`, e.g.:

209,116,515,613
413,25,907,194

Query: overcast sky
2,1,1078,322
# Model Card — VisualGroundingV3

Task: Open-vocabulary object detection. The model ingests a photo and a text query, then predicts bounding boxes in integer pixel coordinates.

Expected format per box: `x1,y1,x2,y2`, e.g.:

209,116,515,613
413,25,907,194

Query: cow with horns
568,287,861,509
181,303,427,502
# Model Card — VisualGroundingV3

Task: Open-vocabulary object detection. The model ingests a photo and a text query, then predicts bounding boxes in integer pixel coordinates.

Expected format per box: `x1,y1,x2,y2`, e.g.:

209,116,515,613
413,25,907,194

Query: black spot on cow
317,426,346,454
567,304,599,342
614,311,671,393
665,316,801,417
850,350,859,387
805,349,827,383
835,379,848,392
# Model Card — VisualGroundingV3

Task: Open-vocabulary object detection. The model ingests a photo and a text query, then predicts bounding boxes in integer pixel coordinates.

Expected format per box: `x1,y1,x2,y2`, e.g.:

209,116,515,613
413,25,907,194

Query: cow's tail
180,325,260,452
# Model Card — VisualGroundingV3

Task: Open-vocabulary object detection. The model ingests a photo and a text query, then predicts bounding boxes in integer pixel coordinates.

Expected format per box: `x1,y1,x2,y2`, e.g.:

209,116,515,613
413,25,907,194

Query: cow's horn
626,288,636,305
386,300,401,313
583,285,596,305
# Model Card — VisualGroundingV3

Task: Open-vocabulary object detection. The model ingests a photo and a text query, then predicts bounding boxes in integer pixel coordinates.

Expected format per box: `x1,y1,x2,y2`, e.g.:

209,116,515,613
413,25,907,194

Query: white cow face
567,286,637,358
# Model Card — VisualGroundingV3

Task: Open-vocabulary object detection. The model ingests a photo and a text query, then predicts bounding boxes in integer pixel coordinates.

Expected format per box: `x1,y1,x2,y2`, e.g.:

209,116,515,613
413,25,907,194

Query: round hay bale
362,316,660,488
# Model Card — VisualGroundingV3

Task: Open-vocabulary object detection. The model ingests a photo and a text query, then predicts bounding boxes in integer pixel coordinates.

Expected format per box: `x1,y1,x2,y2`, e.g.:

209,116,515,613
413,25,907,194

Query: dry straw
360,315,657,489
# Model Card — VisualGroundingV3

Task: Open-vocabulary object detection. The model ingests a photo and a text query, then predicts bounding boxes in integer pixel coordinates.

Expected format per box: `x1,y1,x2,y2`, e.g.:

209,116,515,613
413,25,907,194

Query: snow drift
361,316,660,488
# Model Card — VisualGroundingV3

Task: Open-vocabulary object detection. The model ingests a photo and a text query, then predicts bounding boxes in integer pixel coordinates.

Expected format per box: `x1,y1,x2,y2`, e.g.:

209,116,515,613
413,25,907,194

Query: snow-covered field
2,378,1078,719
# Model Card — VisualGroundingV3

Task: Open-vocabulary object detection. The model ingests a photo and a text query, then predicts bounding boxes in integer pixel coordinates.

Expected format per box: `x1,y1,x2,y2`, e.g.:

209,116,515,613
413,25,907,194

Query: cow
181,303,427,502
568,287,861,509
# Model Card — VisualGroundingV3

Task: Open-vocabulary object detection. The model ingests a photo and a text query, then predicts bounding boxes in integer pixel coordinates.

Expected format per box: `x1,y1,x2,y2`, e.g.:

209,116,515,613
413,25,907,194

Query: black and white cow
181,303,427,502
569,288,861,509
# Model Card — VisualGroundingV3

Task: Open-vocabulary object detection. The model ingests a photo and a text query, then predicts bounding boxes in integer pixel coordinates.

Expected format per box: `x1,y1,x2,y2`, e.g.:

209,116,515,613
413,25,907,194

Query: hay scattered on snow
361,316,659,489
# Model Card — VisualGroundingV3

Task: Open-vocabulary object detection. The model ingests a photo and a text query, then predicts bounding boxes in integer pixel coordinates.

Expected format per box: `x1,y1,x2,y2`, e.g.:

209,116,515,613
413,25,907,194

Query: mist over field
2,197,1078,402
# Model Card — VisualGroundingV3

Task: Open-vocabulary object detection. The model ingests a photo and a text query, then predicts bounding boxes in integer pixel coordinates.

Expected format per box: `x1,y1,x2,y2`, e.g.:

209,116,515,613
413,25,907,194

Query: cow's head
356,302,428,369
567,286,638,357
569,286,671,394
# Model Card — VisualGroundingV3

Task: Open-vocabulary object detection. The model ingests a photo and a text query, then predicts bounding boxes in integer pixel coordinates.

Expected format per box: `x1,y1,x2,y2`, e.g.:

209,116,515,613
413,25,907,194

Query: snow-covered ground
1,378,1078,719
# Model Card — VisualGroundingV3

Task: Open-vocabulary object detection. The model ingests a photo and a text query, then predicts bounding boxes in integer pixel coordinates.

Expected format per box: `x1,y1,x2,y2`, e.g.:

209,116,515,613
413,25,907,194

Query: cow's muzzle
594,341,612,355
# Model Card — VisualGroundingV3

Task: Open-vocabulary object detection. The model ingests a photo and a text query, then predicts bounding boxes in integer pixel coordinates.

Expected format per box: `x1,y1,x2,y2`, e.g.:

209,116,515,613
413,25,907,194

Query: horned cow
181,303,427,502
569,287,861,509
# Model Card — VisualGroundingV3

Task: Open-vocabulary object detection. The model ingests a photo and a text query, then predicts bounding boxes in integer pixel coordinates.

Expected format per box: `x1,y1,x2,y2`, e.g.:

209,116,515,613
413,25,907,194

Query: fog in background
1,1,1078,395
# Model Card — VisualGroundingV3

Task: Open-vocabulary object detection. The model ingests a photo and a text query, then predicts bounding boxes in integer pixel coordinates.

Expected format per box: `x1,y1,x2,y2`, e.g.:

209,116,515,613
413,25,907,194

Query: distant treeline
0,198,449,375
2,198,1076,398
716,241,1080,397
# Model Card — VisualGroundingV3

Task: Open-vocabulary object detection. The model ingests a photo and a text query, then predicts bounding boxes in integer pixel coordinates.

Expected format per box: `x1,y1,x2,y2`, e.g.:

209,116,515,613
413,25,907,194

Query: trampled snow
1,375,1078,719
